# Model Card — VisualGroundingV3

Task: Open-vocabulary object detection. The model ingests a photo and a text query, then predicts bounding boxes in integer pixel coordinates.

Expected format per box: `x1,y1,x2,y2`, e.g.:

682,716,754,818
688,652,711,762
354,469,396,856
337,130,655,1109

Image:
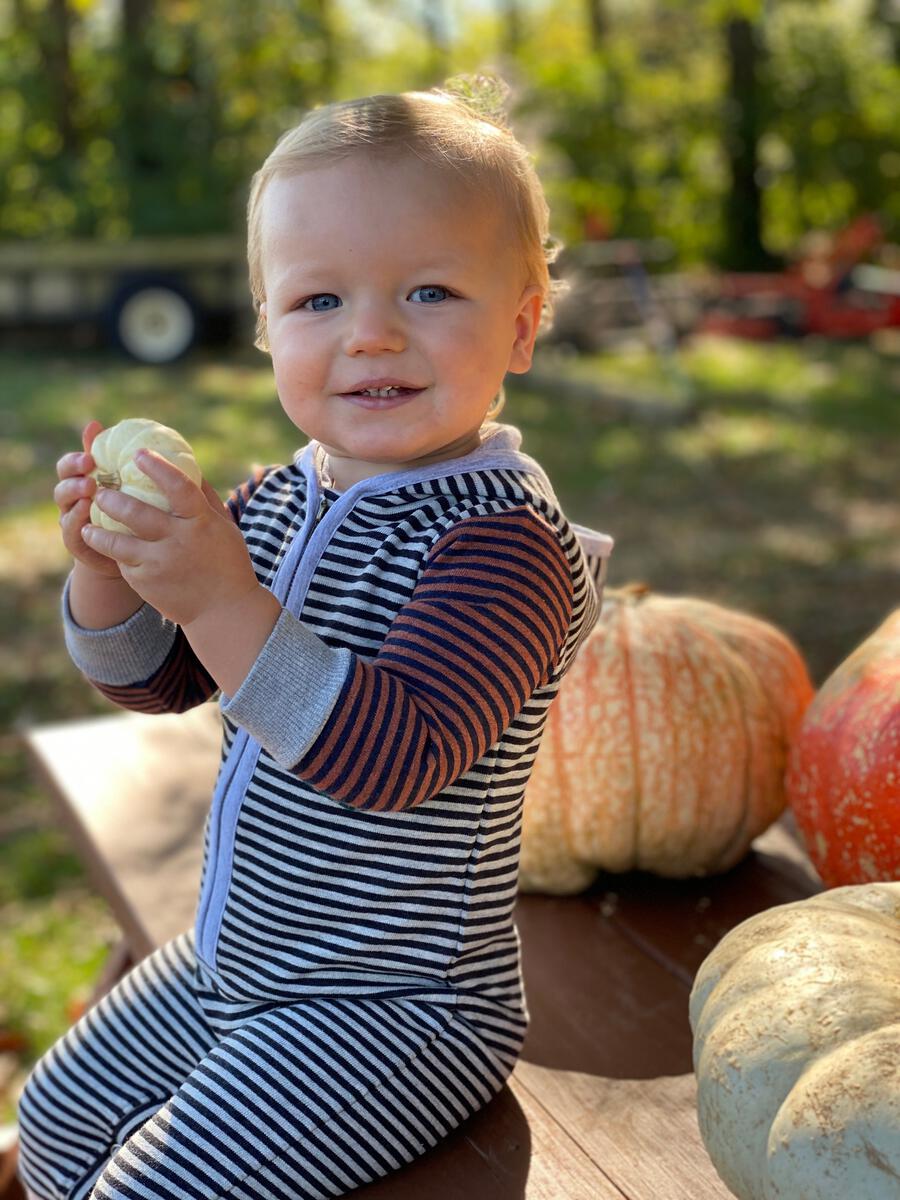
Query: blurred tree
512,0,898,264
312,0,339,98
500,0,524,56
423,0,452,76
517,1,726,260
762,2,900,253
585,0,606,50
721,12,775,269
0,0,896,259
0,0,340,239
872,0,900,61
41,0,79,159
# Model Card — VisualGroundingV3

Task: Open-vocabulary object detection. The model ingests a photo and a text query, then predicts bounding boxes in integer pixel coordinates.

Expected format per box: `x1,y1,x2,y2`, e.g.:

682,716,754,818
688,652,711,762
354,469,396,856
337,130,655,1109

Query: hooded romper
18,422,600,1200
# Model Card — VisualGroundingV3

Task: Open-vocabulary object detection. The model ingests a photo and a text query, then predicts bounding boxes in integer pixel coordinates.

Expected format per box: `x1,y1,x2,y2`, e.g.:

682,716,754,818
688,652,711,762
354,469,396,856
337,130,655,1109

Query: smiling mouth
339,387,426,406
342,386,424,397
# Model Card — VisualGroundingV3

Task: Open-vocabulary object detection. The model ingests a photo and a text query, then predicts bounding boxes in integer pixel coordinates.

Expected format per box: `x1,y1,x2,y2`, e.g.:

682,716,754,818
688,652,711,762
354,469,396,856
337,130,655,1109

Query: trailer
0,236,254,363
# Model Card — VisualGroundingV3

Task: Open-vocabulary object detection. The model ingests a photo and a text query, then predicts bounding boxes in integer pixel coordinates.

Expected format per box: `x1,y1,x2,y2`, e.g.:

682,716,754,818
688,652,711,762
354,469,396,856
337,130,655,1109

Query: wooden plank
514,1062,732,1200
348,1079,625,1199
510,1077,626,1200
591,818,822,988
23,704,221,958
515,893,694,1077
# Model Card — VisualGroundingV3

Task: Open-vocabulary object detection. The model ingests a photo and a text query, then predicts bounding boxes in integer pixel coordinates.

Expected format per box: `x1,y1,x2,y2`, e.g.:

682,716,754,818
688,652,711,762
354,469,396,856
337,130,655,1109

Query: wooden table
22,704,822,1200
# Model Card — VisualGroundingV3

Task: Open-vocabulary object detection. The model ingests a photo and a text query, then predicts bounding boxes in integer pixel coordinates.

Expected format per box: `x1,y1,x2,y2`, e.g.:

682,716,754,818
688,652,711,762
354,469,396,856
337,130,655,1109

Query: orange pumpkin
785,608,900,886
520,584,815,892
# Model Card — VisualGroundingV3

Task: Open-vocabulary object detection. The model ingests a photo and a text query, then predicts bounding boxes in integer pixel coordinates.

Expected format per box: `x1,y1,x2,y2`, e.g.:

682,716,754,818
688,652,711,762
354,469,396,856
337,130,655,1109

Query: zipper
194,480,327,970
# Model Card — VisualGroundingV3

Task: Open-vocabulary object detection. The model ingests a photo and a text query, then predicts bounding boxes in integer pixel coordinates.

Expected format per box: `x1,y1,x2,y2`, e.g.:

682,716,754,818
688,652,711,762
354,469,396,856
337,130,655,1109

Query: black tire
109,277,201,364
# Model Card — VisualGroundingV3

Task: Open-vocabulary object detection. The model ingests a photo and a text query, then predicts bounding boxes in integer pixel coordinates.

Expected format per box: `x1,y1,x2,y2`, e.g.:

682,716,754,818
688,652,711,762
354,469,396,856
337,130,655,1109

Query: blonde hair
246,75,565,422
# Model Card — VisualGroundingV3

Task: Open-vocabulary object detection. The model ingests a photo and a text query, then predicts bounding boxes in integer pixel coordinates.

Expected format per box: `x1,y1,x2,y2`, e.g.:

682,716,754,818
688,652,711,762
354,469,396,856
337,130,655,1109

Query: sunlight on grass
666,411,847,464
682,335,838,399
589,427,648,469
0,504,68,585
550,335,900,431
0,891,118,1124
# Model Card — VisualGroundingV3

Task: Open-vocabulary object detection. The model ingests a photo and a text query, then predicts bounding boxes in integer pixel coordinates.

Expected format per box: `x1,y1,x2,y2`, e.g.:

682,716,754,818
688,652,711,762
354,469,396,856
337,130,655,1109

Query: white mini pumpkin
90,418,201,534
690,883,900,1199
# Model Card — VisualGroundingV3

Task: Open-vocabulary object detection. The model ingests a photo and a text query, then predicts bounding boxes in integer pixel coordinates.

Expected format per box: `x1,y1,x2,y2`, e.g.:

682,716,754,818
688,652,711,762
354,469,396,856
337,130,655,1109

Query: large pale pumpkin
519,585,814,891
785,608,900,886
90,418,201,534
690,883,900,1199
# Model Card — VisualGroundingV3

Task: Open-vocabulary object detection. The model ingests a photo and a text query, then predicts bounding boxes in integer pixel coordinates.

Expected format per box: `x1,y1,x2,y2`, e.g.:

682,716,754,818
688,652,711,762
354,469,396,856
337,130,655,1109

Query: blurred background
1,0,899,1129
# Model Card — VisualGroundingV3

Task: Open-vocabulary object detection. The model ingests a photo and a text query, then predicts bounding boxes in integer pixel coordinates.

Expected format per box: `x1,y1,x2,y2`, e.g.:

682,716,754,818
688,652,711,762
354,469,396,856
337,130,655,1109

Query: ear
259,301,268,319
507,285,544,375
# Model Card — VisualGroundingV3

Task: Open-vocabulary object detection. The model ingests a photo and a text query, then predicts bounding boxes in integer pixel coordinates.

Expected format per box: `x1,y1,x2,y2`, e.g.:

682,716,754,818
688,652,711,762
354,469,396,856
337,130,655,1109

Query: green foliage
1,0,897,256
516,0,899,263
763,4,900,251
516,6,728,260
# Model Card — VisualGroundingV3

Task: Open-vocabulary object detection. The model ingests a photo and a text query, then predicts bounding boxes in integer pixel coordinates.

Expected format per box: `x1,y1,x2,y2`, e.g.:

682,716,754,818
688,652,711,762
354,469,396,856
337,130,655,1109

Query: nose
343,299,406,355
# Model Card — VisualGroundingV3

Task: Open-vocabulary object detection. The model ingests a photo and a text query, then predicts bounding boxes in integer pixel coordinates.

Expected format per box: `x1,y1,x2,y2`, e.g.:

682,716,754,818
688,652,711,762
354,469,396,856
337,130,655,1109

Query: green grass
1,333,898,1126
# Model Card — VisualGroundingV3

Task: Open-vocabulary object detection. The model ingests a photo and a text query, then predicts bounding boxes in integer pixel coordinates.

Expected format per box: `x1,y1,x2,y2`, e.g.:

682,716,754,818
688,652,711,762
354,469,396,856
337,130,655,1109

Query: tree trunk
41,0,79,157
122,0,153,43
500,0,523,56
721,16,774,270
312,0,339,99
872,0,900,62
119,0,159,174
586,0,607,51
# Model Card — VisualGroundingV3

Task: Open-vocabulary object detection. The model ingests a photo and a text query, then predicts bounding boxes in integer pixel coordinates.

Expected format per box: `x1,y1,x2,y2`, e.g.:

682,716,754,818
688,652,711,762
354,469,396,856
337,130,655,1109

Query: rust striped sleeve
226,464,274,524
86,467,274,712
291,507,575,812
89,627,220,712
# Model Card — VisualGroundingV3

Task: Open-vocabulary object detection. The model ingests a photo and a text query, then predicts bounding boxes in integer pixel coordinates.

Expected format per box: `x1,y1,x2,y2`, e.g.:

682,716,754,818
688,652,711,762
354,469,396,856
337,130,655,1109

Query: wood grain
513,1063,732,1200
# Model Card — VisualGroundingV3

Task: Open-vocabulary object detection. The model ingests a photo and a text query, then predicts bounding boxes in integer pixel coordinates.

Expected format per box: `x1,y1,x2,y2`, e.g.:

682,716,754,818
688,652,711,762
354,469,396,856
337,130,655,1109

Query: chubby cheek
270,338,324,403
446,325,512,396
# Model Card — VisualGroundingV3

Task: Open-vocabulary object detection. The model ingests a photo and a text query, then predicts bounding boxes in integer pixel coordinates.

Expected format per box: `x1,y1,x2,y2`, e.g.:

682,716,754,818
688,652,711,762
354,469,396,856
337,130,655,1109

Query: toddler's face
259,153,543,490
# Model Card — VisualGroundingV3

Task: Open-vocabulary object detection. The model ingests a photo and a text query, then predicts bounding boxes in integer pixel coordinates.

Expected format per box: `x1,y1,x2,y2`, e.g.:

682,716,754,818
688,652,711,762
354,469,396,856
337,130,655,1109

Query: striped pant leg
16,931,215,1200
89,997,520,1200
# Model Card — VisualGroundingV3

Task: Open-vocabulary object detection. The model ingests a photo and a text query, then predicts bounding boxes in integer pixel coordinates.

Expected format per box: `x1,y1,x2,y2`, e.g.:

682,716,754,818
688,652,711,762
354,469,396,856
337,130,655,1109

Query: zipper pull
311,493,328,529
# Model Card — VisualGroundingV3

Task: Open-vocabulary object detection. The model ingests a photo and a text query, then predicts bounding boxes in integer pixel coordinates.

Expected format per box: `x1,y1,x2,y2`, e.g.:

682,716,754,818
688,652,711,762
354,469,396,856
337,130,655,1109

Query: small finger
80,523,142,567
57,450,94,481
60,497,89,534
92,488,168,540
54,475,96,510
133,451,202,517
82,421,104,455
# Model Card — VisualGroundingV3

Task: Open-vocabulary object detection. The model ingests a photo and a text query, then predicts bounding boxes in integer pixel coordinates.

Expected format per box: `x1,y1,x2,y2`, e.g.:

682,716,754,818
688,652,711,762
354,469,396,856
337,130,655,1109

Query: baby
19,76,601,1200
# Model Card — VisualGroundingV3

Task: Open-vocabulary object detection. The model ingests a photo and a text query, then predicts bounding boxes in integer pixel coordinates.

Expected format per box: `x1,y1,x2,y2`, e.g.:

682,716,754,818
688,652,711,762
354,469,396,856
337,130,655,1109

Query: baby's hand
80,449,260,628
54,420,123,580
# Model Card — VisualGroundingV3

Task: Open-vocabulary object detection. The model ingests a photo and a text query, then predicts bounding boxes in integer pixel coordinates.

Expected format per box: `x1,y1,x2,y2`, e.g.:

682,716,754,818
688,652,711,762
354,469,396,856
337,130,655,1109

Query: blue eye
410,285,450,303
302,294,341,312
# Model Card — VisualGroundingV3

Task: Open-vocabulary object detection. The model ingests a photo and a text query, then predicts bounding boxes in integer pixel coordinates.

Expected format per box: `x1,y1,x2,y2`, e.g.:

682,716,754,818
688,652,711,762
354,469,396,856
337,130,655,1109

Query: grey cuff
221,607,352,770
62,573,177,686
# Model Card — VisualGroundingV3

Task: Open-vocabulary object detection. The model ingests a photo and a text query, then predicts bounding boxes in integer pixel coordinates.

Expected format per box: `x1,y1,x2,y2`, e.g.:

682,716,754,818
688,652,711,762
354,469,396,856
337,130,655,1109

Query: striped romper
18,421,599,1200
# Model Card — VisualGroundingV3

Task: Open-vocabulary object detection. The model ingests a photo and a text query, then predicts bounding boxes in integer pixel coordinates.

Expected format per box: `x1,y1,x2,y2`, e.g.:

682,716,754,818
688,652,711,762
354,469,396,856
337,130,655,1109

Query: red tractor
696,214,900,340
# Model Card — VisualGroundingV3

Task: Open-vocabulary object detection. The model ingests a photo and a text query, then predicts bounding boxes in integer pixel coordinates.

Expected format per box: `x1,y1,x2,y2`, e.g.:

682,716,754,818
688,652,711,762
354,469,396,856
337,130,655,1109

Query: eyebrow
269,256,474,289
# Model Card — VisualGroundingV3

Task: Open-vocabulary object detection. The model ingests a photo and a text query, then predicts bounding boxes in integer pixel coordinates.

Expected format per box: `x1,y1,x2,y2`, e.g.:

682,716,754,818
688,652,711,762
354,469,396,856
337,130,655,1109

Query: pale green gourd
90,418,201,534
690,882,900,1199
